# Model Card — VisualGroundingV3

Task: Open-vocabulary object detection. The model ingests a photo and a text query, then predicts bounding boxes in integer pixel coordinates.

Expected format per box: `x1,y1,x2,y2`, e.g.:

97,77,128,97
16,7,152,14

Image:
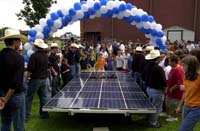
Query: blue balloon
112,7,119,14
141,14,148,22
47,19,54,27
57,10,64,17
51,13,58,20
100,0,107,6
74,2,81,10
64,15,72,22
43,26,51,34
69,8,76,16
28,29,37,37
24,55,30,63
104,10,113,17
148,15,154,23
127,16,134,23
28,37,35,42
81,1,86,5
139,27,146,33
157,31,164,38
61,18,68,26
156,39,166,50
93,2,101,10
126,3,133,10
119,4,126,12
88,8,95,16
150,29,158,36
83,12,90,19
145,29,152,34
44,33,49,39
133,15,141,23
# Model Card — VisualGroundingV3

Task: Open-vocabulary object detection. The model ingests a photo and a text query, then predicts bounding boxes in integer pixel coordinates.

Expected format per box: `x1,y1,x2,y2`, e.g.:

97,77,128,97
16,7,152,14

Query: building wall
81,0,200,43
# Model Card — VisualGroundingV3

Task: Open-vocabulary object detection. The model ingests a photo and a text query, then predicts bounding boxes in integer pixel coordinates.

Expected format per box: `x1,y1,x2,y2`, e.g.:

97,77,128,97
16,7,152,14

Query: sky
0,0,80,36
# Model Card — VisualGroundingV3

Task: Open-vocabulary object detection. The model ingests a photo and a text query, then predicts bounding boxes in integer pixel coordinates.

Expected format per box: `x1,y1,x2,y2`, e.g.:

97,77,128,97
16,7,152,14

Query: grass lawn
26,96,200,131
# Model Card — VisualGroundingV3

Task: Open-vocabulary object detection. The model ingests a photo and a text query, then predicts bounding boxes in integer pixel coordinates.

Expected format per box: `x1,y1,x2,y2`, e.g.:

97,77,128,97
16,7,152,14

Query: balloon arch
25,0,167,60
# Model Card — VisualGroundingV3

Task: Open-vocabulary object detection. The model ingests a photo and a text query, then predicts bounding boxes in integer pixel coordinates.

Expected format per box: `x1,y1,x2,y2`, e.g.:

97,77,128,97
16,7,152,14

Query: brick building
81,0,200,43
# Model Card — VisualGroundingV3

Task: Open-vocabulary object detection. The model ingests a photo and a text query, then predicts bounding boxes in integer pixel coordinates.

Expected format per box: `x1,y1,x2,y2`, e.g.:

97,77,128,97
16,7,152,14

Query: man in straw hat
0,28,27,131
142,49,167,128
65,43,81,78
132,46,146,91
26,39,50,121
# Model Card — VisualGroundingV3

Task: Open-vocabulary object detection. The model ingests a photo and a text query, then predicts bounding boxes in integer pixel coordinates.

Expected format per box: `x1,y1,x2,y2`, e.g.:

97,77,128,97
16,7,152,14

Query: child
61,58,73,87
96,52,106,72
88,55,96,72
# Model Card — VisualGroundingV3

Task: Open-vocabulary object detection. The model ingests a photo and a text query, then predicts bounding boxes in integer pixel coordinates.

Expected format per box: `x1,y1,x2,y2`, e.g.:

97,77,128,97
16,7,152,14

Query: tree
16,0,53,27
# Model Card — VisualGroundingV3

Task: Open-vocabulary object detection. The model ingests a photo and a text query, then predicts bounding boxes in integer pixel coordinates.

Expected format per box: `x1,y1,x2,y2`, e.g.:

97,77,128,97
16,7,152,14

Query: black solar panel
43,71,156,114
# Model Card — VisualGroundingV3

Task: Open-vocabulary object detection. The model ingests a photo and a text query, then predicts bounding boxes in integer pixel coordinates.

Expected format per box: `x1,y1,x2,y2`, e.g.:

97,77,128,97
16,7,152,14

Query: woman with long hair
178,55,200,131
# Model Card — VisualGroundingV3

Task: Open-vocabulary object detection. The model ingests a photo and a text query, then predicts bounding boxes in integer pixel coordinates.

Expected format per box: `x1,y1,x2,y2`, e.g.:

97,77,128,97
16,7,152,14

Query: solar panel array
43,72,156,114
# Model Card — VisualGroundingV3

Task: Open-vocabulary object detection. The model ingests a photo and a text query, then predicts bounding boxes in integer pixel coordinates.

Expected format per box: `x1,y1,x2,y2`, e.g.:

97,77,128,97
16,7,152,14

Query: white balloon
120,1,126,5
107,1,114,10
113,0,120,7
123,10,131,17
137,9,144,16
136,23,143,29
24,42,33,51
100,6,108,14
161,36,167,42
54,19,62,29
87,0,95,8
90,15,95,19
81,4,89,12
117,13,123,19
145,34,150,38
35,24,43,32
39,18,46,26
131,21,136,26
143,22,151,29
76,10,84,19
150,22,157,29
27,50,35,57
112,14,117,18
95,10,102,17
130,8,138,16
36,32,44,39
61,8,69,15
156,24,162,31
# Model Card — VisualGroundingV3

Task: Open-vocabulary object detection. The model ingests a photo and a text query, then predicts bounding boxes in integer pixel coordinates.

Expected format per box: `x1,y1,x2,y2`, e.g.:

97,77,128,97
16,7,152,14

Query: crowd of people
0,28,200,131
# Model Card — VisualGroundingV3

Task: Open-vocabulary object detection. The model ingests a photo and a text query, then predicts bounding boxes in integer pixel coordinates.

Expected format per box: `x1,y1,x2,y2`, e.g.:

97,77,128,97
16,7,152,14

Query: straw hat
135,46,143,52
34,39,48,49
70,43,79,48
50,43,59,48
145,46,154,52
145,49,161,60
0,28,27,42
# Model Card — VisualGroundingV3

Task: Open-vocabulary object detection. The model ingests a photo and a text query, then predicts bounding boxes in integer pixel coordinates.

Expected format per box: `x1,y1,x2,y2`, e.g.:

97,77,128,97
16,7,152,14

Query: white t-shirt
164,65,172,80
115,55,124,68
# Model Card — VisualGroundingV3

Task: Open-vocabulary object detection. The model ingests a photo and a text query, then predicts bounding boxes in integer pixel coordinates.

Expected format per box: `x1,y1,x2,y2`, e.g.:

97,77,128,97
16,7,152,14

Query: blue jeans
26,78,50,120
71,64,80,78
179,106,200,131
146,87,164,126
0,92,25,131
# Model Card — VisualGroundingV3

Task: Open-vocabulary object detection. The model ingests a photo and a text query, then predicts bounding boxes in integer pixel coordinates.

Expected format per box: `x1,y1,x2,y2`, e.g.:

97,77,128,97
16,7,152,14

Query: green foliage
16,0,52,27
0,27,9,38
0,42,5,50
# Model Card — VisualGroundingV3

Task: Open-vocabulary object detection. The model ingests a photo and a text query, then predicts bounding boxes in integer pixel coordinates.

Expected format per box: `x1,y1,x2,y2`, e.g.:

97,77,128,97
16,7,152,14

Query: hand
176,106,182,116
180,85,185,91
0,97,6,110
170,87,174,93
